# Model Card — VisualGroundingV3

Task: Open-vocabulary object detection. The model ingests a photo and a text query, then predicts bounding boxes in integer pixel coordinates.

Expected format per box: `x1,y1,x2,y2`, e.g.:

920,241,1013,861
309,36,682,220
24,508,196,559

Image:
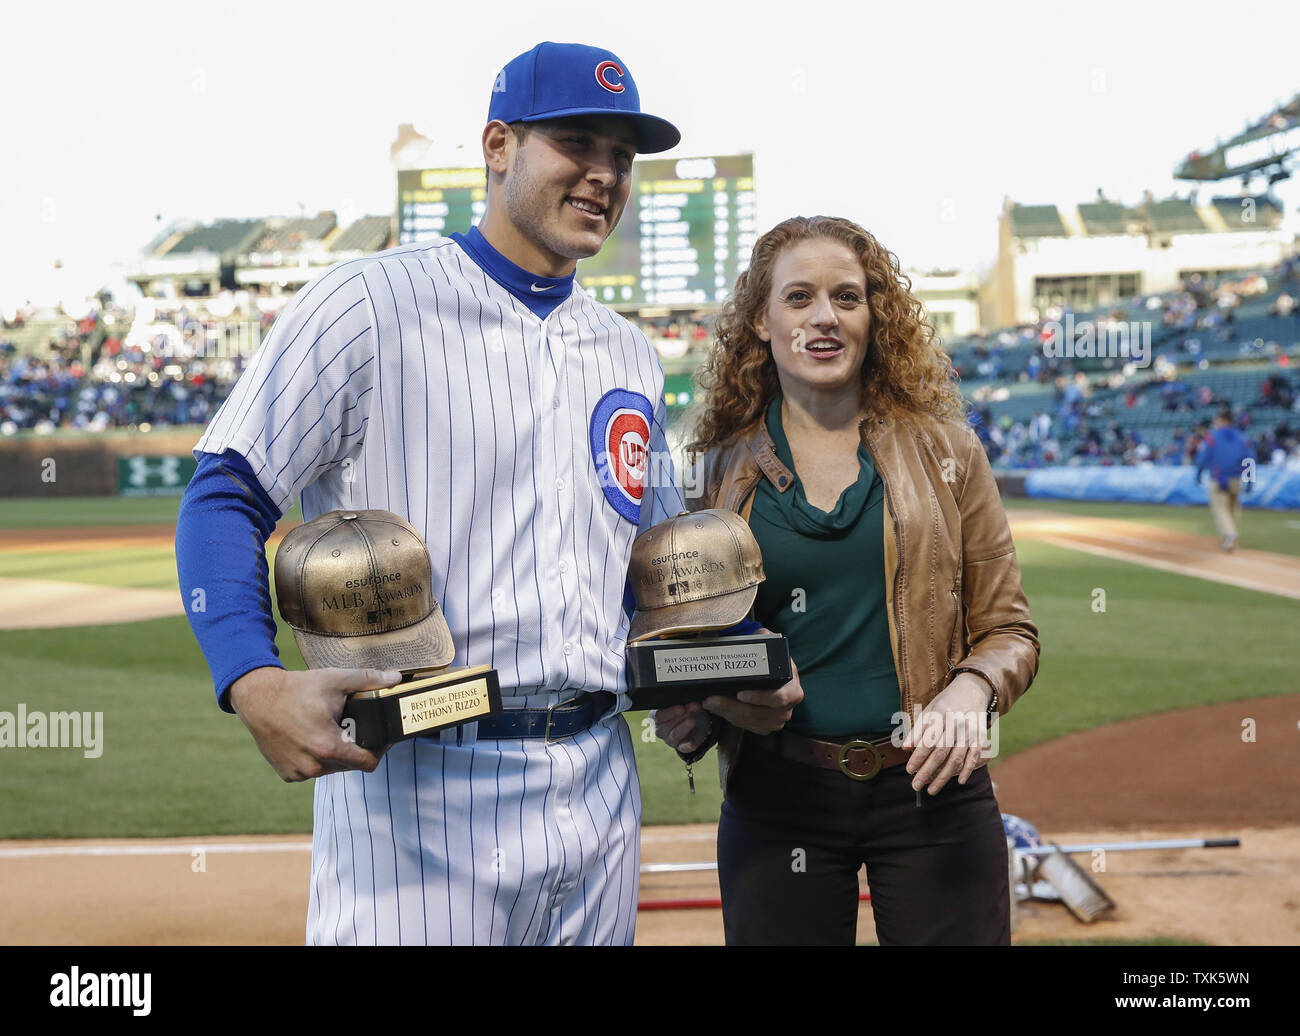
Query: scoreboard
396,154,755,308
395,167,487,242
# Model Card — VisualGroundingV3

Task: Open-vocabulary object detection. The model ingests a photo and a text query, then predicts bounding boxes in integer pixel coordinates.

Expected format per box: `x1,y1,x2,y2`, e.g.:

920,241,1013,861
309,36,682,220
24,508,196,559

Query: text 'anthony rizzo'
664,658,759,674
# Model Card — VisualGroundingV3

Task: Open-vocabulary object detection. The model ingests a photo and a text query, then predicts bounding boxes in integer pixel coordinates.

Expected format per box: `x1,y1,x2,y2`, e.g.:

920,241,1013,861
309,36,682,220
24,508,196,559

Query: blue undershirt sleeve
175,448,286,713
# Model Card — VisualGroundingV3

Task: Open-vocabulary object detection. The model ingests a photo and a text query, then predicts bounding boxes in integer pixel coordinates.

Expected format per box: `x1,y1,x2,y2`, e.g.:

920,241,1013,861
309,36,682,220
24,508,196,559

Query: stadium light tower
1175,92,1300,189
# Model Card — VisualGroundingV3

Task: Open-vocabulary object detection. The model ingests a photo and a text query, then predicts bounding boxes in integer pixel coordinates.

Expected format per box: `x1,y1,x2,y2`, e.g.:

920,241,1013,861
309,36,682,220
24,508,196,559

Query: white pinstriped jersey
194,236,681,944
196,236,683,708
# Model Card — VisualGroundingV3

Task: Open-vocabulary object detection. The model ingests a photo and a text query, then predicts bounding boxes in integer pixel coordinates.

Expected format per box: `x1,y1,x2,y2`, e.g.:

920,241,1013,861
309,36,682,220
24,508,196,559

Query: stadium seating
330,216,392,254
0,312,75,357
1008,205,1068,238
163,219,265,257
1144,198,1206,234
1214,196,1283,231
1077,201,1141,236
5,237,1297,476
244,215,337,256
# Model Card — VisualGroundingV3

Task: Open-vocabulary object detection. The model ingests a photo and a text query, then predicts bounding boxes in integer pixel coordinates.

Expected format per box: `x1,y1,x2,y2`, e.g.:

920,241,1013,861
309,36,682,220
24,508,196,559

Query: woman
654,216,1040,945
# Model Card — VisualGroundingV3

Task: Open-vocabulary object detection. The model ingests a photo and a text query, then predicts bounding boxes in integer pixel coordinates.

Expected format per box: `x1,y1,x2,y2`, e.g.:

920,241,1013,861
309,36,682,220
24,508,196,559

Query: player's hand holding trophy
274,510,501,749
624,509,791,709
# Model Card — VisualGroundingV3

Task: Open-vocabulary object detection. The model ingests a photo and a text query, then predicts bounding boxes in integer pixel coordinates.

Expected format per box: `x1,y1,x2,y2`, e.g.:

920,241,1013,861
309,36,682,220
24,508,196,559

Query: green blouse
748,396,902,737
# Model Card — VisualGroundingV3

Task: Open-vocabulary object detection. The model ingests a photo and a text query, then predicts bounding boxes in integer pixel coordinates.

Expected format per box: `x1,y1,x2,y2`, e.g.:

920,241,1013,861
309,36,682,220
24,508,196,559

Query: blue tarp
1022,464,1300,510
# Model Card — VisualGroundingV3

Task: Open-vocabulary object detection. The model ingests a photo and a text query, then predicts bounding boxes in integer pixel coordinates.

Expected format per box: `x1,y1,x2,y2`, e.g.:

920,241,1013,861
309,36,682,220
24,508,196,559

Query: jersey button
563,642,574,656
552,397,561,410
555,478,565,491
558,560,569,574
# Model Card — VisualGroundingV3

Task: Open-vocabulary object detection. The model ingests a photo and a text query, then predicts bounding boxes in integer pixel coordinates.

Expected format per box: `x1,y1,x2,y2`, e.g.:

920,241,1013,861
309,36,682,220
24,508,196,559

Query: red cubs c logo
595,61,626,93
590,388,653,523
607,409,648,502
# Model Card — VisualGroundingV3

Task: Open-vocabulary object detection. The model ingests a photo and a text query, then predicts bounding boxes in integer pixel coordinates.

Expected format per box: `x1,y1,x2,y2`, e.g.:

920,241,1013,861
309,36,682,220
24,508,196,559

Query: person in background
1196,407,1255,551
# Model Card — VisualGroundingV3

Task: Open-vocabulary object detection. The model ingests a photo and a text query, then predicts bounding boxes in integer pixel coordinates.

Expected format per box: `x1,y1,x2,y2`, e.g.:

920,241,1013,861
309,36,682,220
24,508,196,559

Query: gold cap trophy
274,506,787,741
274,510,501,749
624,509,791,709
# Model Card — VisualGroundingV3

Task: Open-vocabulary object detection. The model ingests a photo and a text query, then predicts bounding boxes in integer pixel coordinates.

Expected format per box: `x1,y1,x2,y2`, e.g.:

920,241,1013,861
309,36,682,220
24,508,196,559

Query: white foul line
0,830,717,859
1033,535,1300,600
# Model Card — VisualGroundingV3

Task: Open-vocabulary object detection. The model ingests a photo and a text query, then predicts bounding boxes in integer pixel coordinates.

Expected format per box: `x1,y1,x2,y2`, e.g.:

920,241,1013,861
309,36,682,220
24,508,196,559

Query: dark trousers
717,735,1011,946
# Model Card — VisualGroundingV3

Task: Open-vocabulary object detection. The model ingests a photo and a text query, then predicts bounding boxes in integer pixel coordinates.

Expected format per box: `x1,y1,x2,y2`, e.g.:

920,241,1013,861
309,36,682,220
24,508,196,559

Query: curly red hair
687,215,966,459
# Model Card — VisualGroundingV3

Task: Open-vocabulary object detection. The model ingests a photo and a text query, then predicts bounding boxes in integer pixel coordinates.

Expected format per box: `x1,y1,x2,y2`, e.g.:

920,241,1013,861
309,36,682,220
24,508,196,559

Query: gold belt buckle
838,739,883,781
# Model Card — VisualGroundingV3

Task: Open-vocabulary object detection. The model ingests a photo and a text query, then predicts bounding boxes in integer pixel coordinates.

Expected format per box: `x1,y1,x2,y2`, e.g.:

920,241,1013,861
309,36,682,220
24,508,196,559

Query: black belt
468,692,616,742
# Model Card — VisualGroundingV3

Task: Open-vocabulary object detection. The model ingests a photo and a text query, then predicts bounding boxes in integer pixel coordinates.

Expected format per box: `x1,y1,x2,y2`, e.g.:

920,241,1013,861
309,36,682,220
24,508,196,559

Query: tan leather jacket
679,409,1041,796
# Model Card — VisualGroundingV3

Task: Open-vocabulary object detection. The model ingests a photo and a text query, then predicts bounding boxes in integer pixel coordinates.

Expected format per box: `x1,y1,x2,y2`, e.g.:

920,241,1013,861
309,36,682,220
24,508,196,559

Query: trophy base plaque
342,664,502,749
625,632,792,710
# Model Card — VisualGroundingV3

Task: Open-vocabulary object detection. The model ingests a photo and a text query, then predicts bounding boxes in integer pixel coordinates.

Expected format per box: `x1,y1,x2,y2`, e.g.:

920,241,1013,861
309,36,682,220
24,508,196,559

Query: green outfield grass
0,546,181,589
0,497,300,588
0,496,182,529
1,532,1296,837
0,611,315,838
1005,497,1300,558
0,495,302,530
984,537,1300,761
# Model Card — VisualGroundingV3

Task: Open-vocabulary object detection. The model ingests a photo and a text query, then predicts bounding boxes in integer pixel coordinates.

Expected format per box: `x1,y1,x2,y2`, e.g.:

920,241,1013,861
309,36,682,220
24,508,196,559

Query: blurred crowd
954,258,1300,468
0,290,704,435
1150,270,1272,335
951,256,1300,386
0,293,269,435
642,314,712,342
972,366,1300,469
5,263,1300,477
634,313,714,355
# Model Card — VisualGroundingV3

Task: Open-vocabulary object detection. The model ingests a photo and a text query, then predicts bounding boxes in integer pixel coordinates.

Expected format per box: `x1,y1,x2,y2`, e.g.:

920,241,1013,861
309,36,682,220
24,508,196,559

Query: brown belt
749,729,912,781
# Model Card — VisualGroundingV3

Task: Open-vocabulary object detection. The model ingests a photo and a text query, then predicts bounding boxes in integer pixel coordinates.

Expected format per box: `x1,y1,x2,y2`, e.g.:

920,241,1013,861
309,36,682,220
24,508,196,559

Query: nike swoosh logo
530,282,554,293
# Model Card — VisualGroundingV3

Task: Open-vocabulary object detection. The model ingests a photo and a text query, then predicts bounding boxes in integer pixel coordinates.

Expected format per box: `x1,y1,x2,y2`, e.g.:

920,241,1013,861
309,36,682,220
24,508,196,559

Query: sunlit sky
3,0,1298,309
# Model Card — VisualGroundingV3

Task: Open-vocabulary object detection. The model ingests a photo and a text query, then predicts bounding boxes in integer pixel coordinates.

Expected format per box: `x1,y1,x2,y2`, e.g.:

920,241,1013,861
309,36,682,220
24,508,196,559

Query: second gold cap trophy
624,509,792,709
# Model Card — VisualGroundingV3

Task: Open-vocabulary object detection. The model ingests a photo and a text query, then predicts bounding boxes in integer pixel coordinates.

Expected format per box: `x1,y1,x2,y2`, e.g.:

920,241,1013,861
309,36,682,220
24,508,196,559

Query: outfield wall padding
1023,464,1300,510
0,429,202,497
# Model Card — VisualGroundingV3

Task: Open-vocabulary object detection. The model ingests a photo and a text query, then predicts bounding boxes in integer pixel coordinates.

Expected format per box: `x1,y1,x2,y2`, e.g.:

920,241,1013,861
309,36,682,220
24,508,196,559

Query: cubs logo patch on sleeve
589,388,653,523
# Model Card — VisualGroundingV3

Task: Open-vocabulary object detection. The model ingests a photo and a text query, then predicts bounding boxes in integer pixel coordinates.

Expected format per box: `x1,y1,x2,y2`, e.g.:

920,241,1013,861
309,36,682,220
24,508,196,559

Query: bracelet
952,666,998,717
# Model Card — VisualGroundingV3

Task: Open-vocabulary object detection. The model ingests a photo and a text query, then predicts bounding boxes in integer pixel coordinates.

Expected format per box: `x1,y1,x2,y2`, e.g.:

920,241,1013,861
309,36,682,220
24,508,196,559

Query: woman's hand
701,659,804,736
900,672,994,795
653,701,713,754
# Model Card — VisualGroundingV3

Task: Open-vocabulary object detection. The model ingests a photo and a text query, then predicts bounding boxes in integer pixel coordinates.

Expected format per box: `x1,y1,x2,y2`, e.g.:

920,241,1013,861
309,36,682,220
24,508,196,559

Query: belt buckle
838,739,882,781
544,696,579,744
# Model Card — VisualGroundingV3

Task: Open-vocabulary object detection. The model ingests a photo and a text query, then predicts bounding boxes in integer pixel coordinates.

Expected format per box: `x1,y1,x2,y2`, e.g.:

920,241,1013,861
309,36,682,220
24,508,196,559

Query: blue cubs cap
487,41,680,154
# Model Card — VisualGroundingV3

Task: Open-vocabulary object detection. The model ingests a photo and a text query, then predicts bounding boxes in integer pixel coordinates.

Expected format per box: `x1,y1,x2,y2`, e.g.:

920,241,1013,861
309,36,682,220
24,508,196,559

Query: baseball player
175,41,683,945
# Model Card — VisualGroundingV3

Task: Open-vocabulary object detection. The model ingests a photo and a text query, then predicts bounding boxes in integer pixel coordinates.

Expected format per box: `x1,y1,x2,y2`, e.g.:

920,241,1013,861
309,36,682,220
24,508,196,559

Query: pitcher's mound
0,577,183,629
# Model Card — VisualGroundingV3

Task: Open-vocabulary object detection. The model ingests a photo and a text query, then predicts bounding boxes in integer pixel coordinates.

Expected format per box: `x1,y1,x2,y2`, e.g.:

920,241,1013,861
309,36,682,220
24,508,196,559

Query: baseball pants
306,710,641,945
1208,482,1242,540
716,734,1010,945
